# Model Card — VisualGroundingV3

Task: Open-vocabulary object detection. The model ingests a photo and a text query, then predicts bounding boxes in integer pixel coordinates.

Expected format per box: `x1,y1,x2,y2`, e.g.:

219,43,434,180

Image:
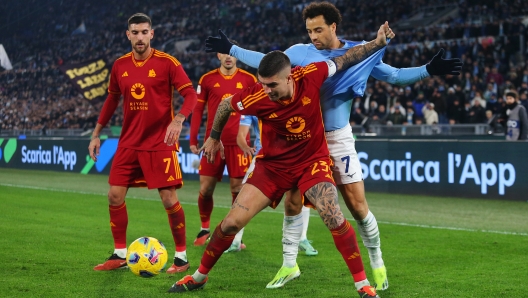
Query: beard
133,43,149,54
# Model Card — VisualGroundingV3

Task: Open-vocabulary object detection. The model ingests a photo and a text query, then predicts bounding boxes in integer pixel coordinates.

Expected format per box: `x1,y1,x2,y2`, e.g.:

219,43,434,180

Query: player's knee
107,190,124,205
284,200,302,216
221,216,243,235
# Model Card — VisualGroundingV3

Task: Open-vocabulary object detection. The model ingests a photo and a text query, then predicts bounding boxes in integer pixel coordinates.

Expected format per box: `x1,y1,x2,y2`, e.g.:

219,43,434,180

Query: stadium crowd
1,0,528,132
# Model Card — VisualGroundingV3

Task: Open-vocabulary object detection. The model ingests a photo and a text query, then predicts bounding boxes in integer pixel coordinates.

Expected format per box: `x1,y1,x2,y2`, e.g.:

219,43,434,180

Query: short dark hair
505,91,518,99
128,13,152,28
258,51,291,78
302,1,342,26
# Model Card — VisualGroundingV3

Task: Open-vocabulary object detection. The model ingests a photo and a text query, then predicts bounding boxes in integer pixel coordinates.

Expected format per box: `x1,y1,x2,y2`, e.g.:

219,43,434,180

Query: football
126,236,168,277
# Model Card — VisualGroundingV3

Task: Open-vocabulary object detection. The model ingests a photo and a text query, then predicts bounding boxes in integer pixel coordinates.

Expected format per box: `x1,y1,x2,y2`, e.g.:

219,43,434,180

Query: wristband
210,129,221,140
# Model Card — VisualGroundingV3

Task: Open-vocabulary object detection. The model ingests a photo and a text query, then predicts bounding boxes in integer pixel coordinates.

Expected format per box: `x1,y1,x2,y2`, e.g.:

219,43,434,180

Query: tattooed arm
199,97,235,163
209,97,235,140
332,22,393,72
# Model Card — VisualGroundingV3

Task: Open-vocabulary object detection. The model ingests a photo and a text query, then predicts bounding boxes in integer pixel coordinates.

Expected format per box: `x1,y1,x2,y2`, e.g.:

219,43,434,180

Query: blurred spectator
505,91,528,141
422,103,439,125
468,99,487,123
387,101,406,125
471,91,486,108
447,98,464,124
412,91,427,121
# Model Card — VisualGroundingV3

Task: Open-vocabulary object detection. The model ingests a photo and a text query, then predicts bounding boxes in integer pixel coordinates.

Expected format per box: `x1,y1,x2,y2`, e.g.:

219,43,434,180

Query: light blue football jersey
230,41,429,131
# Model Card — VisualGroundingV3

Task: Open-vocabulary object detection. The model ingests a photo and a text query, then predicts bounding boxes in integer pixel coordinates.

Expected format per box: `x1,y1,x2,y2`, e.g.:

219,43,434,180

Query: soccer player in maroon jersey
189,45,257,249
88,13,197,274
168,23,392,298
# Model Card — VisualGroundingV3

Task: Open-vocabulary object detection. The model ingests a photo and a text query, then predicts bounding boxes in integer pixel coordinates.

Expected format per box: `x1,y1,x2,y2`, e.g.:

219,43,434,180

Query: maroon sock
109,202,128,249
165,201,186,252
331,221,367,282
198,193,213,229
197,222,234,274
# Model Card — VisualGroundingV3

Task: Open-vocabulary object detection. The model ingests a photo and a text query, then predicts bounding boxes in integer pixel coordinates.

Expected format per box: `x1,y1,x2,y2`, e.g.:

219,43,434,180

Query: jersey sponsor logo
286,116,306,133
214,83,220,87
167,175,175,181
302,96,311,106
196,85,201,94
148,69,156,77
237,102,244,110
131,83,146,100
268,113,278,118
236,82,243,89
221,93,233,100
122,71,128,77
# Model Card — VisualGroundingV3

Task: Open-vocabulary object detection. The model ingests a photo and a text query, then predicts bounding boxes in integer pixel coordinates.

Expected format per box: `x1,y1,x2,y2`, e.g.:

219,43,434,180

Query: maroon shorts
109,147,183,189
199,145,251,181
246,157,335,209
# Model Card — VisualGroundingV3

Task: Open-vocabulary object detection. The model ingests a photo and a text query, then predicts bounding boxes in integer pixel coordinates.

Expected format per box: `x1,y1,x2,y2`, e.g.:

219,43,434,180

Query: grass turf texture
0,168,526,297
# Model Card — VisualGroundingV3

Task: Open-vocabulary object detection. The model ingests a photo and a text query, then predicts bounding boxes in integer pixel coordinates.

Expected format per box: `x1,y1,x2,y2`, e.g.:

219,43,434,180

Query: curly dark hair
302,1,342,26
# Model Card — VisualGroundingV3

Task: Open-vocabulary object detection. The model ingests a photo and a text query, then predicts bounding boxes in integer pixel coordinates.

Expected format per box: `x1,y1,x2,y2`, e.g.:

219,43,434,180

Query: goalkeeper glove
426,48,463,76
205,30,233,54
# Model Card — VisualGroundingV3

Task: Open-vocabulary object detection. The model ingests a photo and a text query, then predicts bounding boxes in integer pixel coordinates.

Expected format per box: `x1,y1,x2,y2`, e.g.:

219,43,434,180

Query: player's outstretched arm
199,98,235,163
426,48,463,76
333,22,392,72
205,30,265,69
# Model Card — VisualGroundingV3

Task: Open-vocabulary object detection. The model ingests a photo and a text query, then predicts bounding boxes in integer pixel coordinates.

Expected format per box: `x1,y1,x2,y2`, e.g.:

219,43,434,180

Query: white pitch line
1,183,527,237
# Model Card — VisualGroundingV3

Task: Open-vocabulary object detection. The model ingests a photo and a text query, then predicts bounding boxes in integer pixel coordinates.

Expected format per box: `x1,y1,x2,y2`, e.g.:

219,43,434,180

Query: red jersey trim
238,69,257,82
218,68,239,80
241,89,267,108
177,82,193,92
116,53,132,61
198,69,218,84
153,52,181,66
131,48,155,67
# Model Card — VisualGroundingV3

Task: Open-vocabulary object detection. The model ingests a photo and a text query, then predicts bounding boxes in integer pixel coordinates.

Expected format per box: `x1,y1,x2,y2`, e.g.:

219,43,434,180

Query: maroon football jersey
107,49,195,151
230,62,330,168
190,68,257,146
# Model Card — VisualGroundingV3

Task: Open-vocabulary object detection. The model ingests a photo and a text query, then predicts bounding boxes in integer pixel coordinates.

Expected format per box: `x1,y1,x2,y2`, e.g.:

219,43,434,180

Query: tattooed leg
304,182,345,230
305,182,368,284
219,183,270,235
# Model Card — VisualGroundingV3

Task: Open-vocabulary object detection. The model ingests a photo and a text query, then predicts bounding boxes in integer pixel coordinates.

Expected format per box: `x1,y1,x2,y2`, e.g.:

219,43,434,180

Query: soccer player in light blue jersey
205,1,462,291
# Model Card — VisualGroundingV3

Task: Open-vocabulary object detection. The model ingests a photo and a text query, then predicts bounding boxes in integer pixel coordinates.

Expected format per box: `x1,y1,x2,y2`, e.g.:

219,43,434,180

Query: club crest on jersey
302,96,311,106
237,102,244,110
148,69,156,77
236,82,243,89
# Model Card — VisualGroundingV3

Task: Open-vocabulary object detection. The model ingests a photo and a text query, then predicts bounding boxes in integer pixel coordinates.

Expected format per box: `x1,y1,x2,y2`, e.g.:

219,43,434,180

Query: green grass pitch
0,168,527,297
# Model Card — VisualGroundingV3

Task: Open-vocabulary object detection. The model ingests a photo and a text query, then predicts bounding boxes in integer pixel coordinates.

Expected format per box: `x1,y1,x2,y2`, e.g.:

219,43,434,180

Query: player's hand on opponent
165,113,185,146
205,30,234,54
240,145,256,158
88,135,101,162
190,145,201,155
376,21,394,47
426,48,463,76
199,137,225,163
